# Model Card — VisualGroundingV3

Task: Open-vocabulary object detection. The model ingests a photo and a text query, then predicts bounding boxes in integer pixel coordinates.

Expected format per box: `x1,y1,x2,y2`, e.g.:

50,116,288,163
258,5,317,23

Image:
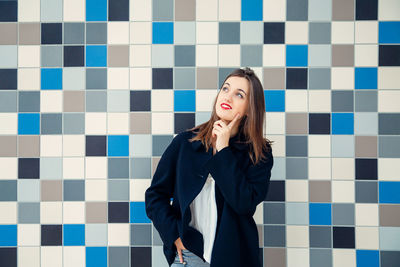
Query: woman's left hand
212,113,241,152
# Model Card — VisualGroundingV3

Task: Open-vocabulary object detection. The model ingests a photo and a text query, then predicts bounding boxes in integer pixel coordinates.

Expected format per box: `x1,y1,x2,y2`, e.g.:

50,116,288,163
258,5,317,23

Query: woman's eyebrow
224,82,247,95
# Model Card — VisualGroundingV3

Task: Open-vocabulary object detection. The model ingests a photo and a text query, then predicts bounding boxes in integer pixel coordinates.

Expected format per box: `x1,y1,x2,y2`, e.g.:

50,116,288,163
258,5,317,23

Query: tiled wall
0,0,399,266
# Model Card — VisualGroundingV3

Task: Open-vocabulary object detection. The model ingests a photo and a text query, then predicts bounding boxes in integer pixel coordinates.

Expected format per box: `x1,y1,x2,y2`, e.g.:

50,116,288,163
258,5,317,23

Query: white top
188,173,218,264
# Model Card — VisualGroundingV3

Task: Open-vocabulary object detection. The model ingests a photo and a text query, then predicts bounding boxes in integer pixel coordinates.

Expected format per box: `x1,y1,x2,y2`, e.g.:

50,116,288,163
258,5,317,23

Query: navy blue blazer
145,129,274,267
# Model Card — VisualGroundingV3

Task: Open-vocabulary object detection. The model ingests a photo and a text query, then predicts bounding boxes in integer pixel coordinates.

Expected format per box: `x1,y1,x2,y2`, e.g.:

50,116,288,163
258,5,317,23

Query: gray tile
309,23,331,44
264,225,286,247
152,45,174,67
63,68,85,90
309,68,331,89
264,203,285,224
18,91,40,112
381,251,400,267
286,136,308,157
332,90,353,112
41,45,63,67
309,0,332,21
379,136,400,158
63,113,85,134
286,203,309,225
18,180,40,202
108,180,129,201
0,45,17,68
310,249,332,267
130,135,152,157
131,224,151,245
152,225,163,245
86,91,107,112
85,224,107,246
0,91,17,112
64,23,85,44
175,45,195,67
355,91,377,112
219,22,240,44
354,113,378,135
107,90,130,112
241,45,262,67
332,203,354,225
331,135,354,157
286,158,308,179
287,0,308,21
240,21,263,44
86,23,107,44
41,113,62,134
355,181,378,203
0,180,17,201
41,0,62,21
380,227,400,250
153,0,173,21
309,226,331,248
379,114,400,135
152,135,174,156
108,158,129,179
152,246,169,267
86,68,107,89
109,247,130,267
174,68,195,89
18,202,40,223
218,68,236,88
64,180,85,201
131,158,151,179
40,158,62,180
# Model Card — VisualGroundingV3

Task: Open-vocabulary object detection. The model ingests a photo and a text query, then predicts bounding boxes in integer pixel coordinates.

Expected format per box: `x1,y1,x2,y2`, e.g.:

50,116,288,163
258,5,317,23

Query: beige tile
19,23,40,45
332,45,354,67
86,202,107,223
197,68,218,89
380,205,400,227
0,23,17,45
309,181,331,202
0,136,17,156
108,45,129,67
41,180,62,201
332,0,355,21
286,113,308,134
18,136,40,157
263,68,285,89
264,248,286,267
355,136,377,157
63,91,85,112
130,113,151,134
175,0,195,21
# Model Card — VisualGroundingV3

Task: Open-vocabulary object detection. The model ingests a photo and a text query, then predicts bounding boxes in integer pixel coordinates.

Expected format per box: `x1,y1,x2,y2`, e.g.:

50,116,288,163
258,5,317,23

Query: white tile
219,0,240,21
130,0,152,21
85,157,108,179
41,247,63,267
108,22,130,44
331,22,354,44
41,135,63,157
130,179,151,201
18,0,40,22
63,202,85,224
378,67,400,89
263,0,286,21
63,157,85,179
64,0,85,21
197,0,218,20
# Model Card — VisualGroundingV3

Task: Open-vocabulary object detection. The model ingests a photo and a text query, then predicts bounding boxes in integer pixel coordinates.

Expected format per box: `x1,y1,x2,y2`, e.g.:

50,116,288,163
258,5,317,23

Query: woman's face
215,76,250,122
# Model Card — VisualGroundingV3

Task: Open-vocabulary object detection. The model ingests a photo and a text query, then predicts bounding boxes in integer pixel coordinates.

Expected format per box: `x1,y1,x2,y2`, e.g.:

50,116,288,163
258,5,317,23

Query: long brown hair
188,67,273,165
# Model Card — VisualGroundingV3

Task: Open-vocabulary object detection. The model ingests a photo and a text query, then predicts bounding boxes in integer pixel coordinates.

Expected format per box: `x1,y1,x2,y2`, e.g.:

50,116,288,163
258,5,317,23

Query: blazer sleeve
204,145,274,216
145,134,181,250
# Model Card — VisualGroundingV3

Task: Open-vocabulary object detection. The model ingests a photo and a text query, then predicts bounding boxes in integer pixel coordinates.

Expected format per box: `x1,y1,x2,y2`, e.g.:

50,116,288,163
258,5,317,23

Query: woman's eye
237,93,243,98
222,87,228,91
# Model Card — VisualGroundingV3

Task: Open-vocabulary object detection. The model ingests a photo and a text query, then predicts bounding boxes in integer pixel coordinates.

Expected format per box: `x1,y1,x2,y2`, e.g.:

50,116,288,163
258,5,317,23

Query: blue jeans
171,249,211,267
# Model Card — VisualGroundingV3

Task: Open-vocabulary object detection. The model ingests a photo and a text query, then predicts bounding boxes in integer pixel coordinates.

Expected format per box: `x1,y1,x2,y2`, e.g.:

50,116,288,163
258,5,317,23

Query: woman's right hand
174,237,187,263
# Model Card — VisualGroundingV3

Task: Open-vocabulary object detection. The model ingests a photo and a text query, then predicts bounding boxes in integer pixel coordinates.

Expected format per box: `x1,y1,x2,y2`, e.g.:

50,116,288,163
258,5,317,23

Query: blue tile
379,22,400,44
265,90,285,112
355,68,377,89
379,182,400,204
86,0,107,21
86,45,107,67
108,135,129,157
174,90,195,112
310,203,331,225
242,0,263,21
86,247,107,267
332,113,354,135
356,250,379,267
41,68,63,90
0,225,17,246
286,45,308,67
130,202,151,223
153,22,174,44
64,224,85,246
18,113,40,135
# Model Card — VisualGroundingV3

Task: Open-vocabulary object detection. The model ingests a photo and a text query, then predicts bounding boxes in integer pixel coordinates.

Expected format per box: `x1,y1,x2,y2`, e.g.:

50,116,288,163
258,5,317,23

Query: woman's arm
145,134,182,250
204,146,274,216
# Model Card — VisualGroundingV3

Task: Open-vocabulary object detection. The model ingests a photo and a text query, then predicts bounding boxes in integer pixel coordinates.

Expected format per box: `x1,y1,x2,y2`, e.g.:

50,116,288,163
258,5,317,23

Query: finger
178,250,183,263
228,113,241,129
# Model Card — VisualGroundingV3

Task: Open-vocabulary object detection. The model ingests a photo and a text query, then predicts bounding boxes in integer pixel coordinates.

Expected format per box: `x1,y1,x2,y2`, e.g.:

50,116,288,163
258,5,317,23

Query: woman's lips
221,103,232,110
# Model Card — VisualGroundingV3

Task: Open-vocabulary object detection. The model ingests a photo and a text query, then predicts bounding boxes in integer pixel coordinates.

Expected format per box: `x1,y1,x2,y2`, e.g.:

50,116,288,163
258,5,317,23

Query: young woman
145,68,274,267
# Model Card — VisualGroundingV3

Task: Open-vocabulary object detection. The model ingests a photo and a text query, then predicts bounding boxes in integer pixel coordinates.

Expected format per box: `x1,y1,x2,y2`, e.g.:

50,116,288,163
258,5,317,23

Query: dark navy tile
286,68,308,89
0,1,17,22
0,248,17,267
309,113,330,134
265,181,285,202
131,247,151,267
64,46,84,67
108,202,129,223
264,22,285,44
109,0,129,21
130,91,151,111
333,226,355,248
355,0,378,20
0,69,17,90
86,135,107,156
18,158,40,179
152,68,173,89
41,225,62,246
174,113,195,134
41,23,63,44
355,158,377,180
379,45,400,66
